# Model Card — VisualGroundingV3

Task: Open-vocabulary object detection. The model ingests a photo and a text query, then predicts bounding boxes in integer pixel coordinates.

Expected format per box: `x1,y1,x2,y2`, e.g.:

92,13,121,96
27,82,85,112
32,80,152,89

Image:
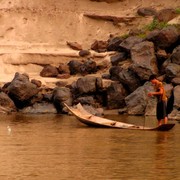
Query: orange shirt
154,81,167,101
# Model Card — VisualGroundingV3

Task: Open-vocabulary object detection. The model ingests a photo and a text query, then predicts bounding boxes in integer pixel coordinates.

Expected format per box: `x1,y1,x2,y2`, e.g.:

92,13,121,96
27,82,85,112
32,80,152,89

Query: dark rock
0,92,16,112
75,76,102,95
137,7,157,17
102,74,111,79
171,45,180,65
109,66,123,81
1,82,11,94
40,65,59,77
68,60,83,75
80,59,97,75
57,74,71,79
165,63,180,79
107,82,128,109
74,96,95,105
79,50,91,57
146,29,160,43
130,41,158,81
172,77,180,86
155,8,177,22
6,72,39,108
119,36,143,52
107,36,123,51
52,87,73,113
146,26,179,50
156,49,169,59
156,49,169,67
174,85,180,109
118,68,141,92
125,82,150,115
110,52,127,65
43,93,53,102
58,63,70,74
91,40,108,52
55,81,68,87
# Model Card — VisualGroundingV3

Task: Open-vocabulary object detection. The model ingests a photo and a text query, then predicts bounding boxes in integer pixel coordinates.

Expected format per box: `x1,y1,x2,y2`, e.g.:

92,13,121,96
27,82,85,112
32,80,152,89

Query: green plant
175,8,180,14
137,33,147,39
121,33,129,39
145,19,170,31
146,19,158,31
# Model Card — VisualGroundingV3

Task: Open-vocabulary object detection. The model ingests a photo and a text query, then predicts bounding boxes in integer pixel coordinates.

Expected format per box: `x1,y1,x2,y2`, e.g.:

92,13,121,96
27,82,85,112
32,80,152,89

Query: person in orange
148,75,168,126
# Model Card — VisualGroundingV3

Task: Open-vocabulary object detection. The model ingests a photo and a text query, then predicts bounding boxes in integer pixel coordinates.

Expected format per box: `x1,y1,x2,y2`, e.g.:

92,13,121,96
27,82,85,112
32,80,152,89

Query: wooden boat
64,103,175,131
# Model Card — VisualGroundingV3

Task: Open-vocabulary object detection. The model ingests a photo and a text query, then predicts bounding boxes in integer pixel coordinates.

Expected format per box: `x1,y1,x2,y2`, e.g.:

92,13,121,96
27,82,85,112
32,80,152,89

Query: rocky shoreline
0,7,180,120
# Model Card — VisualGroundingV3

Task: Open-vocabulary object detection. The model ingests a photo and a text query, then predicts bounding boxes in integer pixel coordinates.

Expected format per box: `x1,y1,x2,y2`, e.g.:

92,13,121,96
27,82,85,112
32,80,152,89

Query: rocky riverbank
0,1,179,119
1,27,180,119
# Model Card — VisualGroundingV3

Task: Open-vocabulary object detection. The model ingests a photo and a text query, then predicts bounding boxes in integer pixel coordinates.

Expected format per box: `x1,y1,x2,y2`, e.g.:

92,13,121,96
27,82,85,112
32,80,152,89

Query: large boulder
52,87,73,113
107,82,128,109
125,82,151,115
6,73,39,108
165,63,180,79
74,76,103,95
0,92,17,113
130,41,158,81
146,26,179,49
155,8,177,23
119,36,143,52
118,68,141,92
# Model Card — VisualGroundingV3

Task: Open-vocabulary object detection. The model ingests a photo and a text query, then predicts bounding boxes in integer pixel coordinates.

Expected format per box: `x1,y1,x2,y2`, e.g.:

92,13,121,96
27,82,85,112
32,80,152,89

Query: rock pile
0,7,179,119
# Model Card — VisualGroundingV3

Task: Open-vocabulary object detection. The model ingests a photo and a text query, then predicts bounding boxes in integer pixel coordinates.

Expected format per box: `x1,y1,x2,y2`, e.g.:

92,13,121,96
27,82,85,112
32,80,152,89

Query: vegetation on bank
145,19,169,31
175,8,180,14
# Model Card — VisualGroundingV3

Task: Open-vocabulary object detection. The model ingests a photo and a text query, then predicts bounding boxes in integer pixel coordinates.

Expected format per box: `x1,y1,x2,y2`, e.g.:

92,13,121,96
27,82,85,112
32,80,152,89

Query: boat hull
64,103,175,131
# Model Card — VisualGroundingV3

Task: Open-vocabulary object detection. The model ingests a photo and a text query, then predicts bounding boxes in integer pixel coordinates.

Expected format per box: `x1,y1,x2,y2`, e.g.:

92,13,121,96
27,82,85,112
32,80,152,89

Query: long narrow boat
64,103,175,131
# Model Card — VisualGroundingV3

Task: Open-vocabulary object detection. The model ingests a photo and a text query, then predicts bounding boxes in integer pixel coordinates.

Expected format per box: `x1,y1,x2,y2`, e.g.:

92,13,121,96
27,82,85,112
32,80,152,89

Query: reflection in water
0,114,179,180
154,132,177,180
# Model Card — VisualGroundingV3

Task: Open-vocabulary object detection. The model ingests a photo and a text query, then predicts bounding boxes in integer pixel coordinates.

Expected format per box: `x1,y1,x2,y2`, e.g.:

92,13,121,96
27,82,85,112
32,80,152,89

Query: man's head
149,75,157,81
149,75,158,85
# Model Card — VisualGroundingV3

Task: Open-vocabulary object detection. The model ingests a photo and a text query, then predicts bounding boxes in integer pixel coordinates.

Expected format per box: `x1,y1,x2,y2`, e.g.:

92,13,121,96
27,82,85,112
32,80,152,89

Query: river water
0,113,179,180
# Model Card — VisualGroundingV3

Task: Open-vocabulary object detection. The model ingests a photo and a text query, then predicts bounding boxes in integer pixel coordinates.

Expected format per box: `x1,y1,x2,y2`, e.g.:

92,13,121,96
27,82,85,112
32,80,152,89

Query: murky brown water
0,113,179,180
